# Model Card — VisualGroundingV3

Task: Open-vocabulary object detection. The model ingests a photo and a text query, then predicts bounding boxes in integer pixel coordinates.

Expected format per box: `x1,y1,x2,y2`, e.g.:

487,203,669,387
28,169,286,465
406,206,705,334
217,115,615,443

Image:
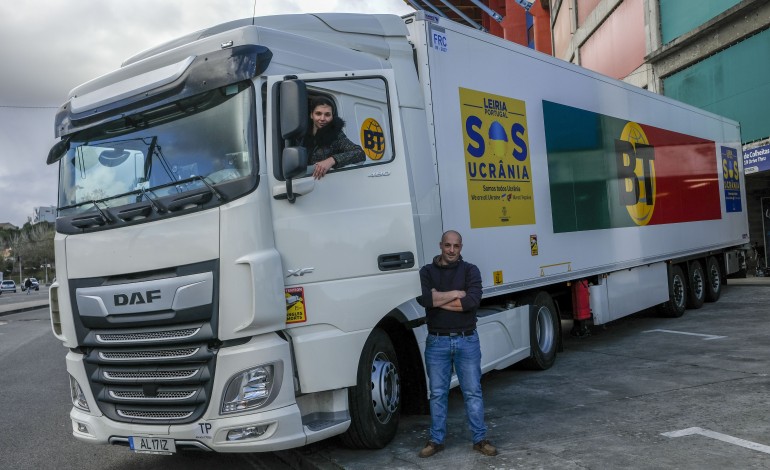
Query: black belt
428,329,476,337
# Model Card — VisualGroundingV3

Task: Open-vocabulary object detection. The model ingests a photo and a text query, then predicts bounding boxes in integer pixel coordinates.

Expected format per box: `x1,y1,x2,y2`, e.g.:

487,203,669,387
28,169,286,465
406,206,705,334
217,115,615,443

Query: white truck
47,12,747,454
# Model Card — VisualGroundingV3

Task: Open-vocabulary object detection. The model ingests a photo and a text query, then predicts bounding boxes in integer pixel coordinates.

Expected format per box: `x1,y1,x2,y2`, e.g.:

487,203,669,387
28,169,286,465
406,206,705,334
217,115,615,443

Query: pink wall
577,0,602,26
579,0,645,79
553,2,573,59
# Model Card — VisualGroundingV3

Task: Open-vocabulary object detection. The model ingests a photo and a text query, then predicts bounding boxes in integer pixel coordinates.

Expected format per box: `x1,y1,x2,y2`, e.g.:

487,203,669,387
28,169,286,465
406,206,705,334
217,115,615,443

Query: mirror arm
285,179,296,203
284,137,297,203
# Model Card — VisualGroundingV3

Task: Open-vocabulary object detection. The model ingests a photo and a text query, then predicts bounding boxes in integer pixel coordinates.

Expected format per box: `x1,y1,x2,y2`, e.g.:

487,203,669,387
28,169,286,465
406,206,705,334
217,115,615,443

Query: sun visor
70,56,196,115
55,44,272,137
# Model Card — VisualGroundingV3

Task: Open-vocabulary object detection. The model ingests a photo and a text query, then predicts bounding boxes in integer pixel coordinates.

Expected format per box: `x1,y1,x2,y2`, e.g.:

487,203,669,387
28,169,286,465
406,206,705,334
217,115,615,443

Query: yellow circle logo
619,122,655,226
360,118,386,160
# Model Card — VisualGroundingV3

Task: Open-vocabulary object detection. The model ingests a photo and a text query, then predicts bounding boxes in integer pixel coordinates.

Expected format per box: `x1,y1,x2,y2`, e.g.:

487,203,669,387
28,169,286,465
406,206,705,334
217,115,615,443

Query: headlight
221,365,275,414
69,375,90,412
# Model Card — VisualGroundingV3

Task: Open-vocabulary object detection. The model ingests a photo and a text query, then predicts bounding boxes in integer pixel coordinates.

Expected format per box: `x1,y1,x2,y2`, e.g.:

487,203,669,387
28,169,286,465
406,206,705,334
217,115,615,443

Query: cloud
0,0,412,228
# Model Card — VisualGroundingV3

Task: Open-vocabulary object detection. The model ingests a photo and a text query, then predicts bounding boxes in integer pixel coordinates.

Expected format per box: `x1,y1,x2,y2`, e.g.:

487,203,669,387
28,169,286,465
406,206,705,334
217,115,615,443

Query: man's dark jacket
417,255,482,333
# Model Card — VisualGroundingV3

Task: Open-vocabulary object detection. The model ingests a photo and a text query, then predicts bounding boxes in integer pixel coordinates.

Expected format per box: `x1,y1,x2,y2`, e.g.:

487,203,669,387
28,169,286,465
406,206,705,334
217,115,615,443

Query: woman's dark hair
310,96,336,116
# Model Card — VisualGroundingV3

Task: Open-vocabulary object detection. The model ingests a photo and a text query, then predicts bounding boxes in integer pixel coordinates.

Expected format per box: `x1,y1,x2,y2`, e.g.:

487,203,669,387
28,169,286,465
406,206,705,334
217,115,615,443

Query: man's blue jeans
424,331,486,444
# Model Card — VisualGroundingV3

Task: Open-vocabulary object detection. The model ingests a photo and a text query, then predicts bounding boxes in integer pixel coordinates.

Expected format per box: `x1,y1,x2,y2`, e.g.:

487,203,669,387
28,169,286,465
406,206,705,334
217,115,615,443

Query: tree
1,222,55,281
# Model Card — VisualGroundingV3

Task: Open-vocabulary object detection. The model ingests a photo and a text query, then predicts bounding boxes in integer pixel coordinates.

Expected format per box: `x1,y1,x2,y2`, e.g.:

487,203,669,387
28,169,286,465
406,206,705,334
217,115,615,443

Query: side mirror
282,146,308,203
282,146,308,180
280,80,308,140
47,138,71,165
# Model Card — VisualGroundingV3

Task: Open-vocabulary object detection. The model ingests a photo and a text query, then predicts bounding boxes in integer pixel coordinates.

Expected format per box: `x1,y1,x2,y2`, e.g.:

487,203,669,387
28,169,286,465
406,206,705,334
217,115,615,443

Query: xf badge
286,267,314,278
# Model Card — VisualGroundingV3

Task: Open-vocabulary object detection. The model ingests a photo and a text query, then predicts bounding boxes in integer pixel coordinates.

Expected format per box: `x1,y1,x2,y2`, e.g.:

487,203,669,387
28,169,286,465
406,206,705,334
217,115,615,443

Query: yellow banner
459,87,535,228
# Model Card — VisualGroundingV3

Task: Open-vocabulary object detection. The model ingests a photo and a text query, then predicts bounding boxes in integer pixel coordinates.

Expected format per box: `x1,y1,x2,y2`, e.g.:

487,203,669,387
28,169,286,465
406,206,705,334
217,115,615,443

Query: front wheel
339,328,400,449
520,291,559,370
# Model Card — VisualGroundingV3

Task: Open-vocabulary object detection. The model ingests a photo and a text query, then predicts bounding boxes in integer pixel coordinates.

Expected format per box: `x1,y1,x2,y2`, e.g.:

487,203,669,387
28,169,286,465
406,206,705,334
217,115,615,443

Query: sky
0,0,413,228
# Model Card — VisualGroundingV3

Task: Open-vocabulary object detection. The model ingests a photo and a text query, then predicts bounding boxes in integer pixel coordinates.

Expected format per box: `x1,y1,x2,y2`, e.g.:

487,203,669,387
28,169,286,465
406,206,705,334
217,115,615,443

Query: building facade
33,206,56,224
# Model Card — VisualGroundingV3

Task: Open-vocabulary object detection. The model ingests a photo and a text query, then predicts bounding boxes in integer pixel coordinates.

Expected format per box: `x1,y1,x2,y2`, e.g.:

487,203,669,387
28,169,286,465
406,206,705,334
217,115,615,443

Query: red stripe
642,125,721,225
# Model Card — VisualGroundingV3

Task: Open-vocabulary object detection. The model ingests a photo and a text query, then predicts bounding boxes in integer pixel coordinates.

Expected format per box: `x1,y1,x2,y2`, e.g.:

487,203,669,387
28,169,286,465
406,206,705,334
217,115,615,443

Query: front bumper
66,331,309,452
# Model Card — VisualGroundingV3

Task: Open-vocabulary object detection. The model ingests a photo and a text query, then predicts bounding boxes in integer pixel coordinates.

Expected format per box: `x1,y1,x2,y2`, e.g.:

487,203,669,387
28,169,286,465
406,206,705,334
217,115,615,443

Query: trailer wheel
705,256,722,302
521,291,559,370
339,328,400,449
659,265,687,317
686,261,705,310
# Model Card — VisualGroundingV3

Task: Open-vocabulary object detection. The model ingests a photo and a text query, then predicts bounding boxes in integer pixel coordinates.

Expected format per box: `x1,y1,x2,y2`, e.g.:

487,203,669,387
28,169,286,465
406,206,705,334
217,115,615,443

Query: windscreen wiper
66,201,115,229
192,175,225,201
138,186,167,213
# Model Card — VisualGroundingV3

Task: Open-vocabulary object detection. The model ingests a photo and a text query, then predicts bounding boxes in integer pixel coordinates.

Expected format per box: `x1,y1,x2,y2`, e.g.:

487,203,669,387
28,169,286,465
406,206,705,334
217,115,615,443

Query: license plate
128,436,176,454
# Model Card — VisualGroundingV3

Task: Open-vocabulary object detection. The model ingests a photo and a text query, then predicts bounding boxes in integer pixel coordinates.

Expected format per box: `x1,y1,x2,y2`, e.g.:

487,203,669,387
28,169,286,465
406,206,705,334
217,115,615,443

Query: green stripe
543,101,633,233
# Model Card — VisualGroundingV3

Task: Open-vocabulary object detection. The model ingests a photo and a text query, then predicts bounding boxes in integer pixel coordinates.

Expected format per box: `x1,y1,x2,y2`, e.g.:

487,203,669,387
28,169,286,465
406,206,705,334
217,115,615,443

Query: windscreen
57,83,256,216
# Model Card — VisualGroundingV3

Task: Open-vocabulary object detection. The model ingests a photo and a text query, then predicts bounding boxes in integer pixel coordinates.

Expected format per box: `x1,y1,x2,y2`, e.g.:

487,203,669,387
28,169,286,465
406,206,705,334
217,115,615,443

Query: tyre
339,328,400,449
704,256,722,302
686,261,705,310
659,265,687,317
520,291,559,370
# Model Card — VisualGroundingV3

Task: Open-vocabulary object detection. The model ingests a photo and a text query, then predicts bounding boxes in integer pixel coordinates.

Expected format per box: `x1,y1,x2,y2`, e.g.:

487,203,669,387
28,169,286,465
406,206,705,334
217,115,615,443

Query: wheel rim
692,269,704,300
370,352,399,424
673,274,685,307
709,264,720,292
535,306,555,352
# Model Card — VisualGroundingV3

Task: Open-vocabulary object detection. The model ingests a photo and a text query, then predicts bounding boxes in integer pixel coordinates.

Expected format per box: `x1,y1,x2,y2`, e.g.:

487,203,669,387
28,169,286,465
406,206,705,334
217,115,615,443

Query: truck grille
83,340,215,424
109,390,198,400
117,410,195,420
97,328,200,343
104,370,198,381
72,263,219,426
99,348,200,361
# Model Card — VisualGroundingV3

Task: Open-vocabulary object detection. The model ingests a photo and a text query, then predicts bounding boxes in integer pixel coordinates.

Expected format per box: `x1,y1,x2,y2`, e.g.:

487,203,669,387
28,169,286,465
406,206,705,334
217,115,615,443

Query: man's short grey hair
441,230,462,244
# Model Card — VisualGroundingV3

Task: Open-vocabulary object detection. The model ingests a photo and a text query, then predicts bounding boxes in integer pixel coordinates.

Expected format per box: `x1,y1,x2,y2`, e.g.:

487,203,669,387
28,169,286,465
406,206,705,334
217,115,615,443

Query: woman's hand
312,157,336,180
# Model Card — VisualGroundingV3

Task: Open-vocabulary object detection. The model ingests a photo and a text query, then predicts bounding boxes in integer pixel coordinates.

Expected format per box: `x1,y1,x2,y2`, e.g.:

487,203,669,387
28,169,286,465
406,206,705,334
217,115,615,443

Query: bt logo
360,118,386,161
615,122,656,226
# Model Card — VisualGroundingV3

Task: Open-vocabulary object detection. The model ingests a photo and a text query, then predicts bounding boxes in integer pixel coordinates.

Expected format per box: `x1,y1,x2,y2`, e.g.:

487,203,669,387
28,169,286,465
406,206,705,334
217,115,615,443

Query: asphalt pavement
296,277,770,469
6,278,770,469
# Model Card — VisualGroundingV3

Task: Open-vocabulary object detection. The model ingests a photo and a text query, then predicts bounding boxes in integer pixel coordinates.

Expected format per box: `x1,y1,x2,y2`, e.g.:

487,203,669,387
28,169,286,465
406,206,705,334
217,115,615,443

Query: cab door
266,70,420,330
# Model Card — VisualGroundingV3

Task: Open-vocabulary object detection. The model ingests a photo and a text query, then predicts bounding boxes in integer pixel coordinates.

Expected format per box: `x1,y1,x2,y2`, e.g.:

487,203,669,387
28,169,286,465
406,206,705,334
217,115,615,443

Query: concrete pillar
501,1,528,45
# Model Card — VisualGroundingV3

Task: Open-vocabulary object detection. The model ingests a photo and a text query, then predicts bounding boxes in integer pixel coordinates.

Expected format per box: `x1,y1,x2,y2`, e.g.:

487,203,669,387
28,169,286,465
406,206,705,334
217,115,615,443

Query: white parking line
662,427,770,454
642,329,726,340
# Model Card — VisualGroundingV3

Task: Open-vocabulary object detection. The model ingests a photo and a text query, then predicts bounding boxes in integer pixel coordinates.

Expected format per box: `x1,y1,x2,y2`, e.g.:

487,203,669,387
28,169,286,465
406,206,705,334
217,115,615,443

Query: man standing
417,230,497,458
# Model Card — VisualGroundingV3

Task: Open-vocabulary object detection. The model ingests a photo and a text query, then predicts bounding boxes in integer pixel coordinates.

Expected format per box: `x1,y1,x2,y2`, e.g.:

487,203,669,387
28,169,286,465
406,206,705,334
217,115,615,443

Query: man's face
311,104,333,132
439,232,462,265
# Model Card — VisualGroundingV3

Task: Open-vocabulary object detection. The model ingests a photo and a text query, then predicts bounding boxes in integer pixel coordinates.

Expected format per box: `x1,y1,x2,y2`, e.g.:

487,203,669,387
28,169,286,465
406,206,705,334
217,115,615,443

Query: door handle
378,252,415,271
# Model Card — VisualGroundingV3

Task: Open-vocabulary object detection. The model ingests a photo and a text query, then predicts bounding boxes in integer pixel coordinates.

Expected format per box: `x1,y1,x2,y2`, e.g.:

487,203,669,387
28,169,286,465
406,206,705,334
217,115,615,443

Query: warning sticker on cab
285,287,307,324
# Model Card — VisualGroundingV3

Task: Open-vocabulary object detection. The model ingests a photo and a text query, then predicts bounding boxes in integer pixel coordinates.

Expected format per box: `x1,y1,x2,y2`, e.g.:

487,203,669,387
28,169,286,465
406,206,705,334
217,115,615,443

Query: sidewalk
0,298,49,317
726,275,770,286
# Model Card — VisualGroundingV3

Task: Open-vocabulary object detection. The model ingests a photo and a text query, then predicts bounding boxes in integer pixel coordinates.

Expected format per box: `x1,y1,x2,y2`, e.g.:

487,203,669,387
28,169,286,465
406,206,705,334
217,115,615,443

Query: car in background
22,278,40,291
0,280,17,293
